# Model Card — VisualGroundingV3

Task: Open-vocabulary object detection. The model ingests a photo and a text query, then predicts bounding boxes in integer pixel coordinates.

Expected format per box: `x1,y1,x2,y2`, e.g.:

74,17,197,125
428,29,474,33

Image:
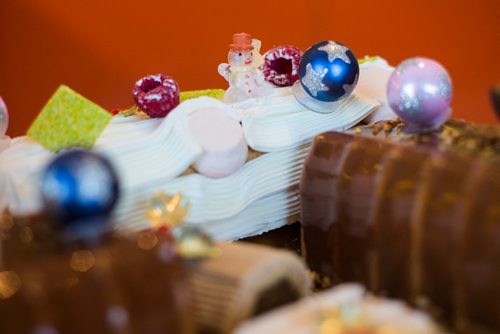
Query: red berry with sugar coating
261,46,303,87
133,74,180,118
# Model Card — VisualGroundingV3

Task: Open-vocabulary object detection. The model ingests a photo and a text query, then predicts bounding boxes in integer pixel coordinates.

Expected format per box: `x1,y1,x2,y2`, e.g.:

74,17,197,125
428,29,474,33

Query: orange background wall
1,0,499,137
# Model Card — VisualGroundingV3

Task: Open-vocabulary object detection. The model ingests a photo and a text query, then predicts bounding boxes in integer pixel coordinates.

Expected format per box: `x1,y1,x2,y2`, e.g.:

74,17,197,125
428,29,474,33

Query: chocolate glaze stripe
419,154,472,324
336,136,393,288
455,160,500,333
408,151,438,306
300,132,353,281
374,146,429,300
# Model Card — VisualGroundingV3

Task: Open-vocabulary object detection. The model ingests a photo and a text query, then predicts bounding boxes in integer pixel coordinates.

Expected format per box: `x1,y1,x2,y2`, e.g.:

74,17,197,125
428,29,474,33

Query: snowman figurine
218,33,274,103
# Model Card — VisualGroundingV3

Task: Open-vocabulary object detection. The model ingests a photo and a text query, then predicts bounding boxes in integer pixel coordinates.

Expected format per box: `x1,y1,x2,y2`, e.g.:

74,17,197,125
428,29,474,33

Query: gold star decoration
145,192,219,260
146,192,190,229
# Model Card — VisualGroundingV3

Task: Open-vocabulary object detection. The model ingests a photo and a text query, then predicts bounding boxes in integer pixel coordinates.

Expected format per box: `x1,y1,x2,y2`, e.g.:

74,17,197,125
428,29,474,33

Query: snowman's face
228,50,253,67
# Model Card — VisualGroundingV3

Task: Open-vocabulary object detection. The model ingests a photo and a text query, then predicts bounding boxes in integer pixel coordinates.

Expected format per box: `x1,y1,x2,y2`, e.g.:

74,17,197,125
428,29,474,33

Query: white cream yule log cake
0,33,394,240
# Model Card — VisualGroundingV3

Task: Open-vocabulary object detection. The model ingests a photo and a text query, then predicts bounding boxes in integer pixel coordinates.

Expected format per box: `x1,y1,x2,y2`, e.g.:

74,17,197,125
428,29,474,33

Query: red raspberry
133,74,180,118
261,46,303,87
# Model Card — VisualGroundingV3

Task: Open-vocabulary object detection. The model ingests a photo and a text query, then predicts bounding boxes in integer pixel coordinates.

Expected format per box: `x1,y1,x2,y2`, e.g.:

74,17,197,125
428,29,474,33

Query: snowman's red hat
229,33,253,51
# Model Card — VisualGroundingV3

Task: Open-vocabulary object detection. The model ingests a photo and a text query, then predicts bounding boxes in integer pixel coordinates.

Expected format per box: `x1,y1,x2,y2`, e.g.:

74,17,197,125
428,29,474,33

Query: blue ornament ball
298,41,359,102
41,149,120,225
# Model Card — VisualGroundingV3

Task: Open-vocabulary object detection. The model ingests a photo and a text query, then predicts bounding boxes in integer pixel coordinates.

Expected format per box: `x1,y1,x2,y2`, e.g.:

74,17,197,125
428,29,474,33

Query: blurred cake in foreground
235,284,440,333
0,216,310,334
300,119,500,333
0,218,194,334
189,241,310,333
0,149,194,333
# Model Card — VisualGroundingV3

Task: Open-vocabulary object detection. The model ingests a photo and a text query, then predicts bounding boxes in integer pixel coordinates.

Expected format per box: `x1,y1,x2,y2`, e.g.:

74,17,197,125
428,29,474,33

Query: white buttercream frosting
357,57,397,123
114,144,309,240
0,60,388,240
239,93,377,152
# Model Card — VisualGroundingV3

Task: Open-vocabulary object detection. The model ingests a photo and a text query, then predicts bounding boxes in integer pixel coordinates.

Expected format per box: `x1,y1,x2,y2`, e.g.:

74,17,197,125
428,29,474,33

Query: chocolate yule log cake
301,57,500,333
300,120,500,333
0,34,390,241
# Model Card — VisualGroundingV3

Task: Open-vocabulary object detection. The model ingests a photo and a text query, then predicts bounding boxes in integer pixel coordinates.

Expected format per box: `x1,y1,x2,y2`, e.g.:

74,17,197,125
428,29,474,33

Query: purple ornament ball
387,57,452,131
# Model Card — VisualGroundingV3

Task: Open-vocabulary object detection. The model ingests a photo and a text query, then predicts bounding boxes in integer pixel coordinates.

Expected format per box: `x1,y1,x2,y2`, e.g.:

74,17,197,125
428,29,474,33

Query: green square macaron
27,85,112,152
180,89,225,102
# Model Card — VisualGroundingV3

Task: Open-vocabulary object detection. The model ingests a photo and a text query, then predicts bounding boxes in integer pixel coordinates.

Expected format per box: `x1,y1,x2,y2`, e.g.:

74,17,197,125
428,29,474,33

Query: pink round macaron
188,107,248,178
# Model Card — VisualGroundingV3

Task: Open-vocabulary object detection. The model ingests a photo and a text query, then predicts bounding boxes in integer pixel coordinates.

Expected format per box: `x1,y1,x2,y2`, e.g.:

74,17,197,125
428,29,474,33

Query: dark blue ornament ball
298,41,359,102
41,149,120,225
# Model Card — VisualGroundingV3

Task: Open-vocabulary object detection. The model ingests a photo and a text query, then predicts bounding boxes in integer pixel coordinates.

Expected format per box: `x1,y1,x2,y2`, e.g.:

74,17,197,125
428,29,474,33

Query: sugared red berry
261,46,303,87
133,74,180,118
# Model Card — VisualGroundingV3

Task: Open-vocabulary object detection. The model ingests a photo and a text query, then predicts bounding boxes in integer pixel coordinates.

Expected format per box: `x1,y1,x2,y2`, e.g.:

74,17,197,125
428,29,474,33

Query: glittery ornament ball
298,41,359,102
41,149,120,226
0,97,9,136
387,57,452,131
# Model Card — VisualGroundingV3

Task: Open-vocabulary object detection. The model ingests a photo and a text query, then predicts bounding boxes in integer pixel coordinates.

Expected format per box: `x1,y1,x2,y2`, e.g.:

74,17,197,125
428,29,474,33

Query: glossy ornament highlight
387,57,452,132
